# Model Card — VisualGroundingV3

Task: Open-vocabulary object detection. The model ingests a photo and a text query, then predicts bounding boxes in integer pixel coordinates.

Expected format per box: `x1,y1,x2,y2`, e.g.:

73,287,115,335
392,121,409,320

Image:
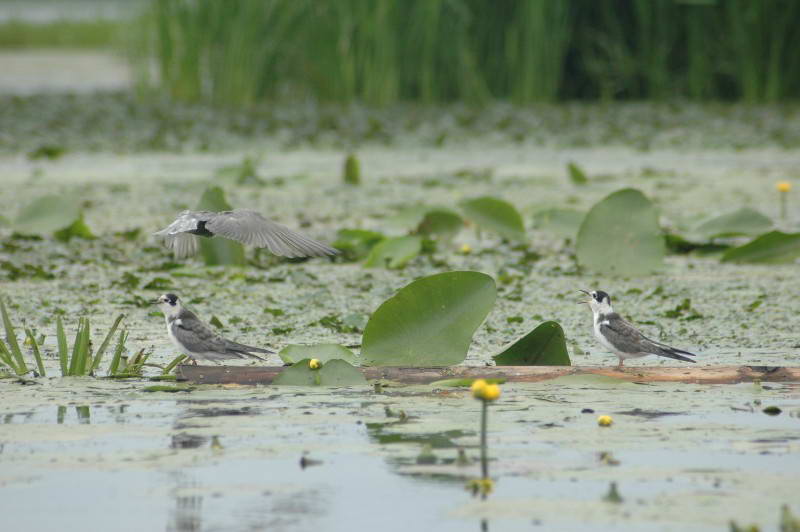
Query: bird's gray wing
600,314,696,362
205,209,338,258
172,314,230,354
599,315,649,354
153,211,215,258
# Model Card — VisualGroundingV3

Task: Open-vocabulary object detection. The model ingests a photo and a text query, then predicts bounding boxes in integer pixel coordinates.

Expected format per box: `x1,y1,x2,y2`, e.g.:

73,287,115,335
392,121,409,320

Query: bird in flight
154,209,338,259
580,289,697,368
155,293,273,365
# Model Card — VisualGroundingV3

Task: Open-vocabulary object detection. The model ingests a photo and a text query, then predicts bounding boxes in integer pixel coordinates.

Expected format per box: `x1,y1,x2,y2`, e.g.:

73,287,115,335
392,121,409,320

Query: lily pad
196,186,245,266
721,231,800,264
278,344,358,365
693,207,773,240
576,188,664,276
417,209,463,240
15,195,82,234
361,271,496,366
332,229,385,261
532,208,585,240
460,196,526,243
364,235,422,269
567,162,588,185
54,215,96,242
493,321,571,366
272,358,367,386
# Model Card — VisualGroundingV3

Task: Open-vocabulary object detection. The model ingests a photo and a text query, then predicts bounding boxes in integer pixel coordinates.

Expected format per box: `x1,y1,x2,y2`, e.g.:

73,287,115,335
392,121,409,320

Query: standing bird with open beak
580,289,697,368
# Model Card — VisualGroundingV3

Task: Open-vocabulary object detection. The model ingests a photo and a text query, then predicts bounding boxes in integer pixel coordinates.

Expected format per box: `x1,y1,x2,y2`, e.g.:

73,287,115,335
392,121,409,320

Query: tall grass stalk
24,328,46,376
0,298,28,374
136,0,800,106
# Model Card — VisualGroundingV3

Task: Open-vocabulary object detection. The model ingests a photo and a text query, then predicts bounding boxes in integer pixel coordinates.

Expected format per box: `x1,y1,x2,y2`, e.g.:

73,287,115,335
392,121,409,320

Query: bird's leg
617,358,624,369
191,359,198,366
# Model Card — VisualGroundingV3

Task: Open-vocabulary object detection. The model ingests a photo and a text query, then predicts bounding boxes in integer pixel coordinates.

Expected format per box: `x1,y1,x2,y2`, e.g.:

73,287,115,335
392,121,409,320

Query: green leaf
272,358,367,386
460,196,526,243
492,321,571,366
721,231,800,264
343,153,361,185
279,344,358,365
0,298,27,374
196,186,245,266
576,188,664,276
14,195,81,235
693,207,773,240
417,209,463,240
361,271,496,366
332,229,384,261
386,205,441,232
364,236,422,269
54,215,96,242
532,208,585,240
567,162,588,185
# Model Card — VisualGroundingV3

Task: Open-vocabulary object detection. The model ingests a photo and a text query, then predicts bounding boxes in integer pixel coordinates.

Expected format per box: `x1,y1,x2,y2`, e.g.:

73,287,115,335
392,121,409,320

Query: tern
580,289,697,368
154,209,338,259
155,293,273,364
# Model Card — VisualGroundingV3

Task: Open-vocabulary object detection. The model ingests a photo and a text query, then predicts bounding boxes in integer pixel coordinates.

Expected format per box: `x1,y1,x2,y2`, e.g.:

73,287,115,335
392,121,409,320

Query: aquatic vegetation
576,188,664,276
343,153,360,185
0,299,28,375
361,271,496,366
721,231,800,264
363,236,422,269
57,314,124,377
278,344,357,365
272,358,366,386
492,321,571,366
567,162,588,185
459,196,526,243
531,208,584,241
693,208,773,240
777,181,792,221
14,195,93,240
467,379,501,499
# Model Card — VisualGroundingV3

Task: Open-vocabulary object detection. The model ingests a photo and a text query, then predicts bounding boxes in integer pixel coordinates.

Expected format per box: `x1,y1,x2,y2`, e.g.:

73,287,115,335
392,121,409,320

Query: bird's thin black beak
150,298,161,305
578,289,590,304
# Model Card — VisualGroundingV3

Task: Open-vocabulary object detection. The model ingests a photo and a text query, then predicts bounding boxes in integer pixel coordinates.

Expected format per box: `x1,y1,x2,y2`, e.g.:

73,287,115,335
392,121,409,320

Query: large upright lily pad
196,186,245,266
15,195,82,234
576,188,664,276
460,197,526,243
272,359,367,386
694,207,773,240
721,231,800,264
492,321,571,366
361,271,496,366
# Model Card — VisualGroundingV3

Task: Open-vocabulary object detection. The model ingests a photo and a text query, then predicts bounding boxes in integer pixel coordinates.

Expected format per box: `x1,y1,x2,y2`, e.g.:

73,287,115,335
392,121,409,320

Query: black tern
155,293,273,364
580,289,697,368
154,209,338,259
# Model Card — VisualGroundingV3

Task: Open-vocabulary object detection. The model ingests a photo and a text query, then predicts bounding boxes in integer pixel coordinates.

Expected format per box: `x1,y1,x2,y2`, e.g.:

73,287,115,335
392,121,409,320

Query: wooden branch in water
176,365,800,385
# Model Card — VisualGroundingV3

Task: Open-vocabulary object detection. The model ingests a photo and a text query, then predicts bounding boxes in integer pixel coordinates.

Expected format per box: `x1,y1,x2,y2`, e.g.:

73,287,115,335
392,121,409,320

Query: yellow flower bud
777,181,792,193
460,243,472,254
309,359,321,370
470,379,488,397
481,383,501,401
597,415,613,427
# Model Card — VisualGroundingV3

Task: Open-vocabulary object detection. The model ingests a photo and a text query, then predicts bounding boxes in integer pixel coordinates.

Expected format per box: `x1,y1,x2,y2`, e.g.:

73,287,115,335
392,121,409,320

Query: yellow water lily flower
471,379,501,401
309,359,321,369
597,415,613,427
460,243,472,254
470,379,488,397
776,181,792,193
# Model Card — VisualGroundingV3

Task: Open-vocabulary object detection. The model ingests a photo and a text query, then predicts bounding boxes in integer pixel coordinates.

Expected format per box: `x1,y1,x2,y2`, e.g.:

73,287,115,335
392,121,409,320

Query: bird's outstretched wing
599,313,696,363
205,209,338,258
153,211,215,258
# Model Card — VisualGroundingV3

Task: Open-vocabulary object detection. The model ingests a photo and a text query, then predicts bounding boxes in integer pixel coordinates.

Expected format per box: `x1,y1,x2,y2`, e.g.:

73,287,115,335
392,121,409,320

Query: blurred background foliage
131,0,800,106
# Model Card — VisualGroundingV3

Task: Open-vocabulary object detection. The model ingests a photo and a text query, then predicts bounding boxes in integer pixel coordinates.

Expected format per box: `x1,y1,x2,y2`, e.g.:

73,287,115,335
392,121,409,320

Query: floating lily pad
332,229,385,261
460,196,526,243
196,186,245,266
694,207,773,240
279,344,358,365
54,215,96,242
361,271,496,366
576,188,664,276
493,321,571,366
721,231,800,264
532,208,585,240
272,358,366,386
15,195,82,234
364,235,422,269
417,209,463,240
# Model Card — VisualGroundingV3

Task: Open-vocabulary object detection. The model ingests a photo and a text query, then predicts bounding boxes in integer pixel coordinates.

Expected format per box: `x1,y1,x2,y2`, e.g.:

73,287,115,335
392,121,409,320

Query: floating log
176,365,800,386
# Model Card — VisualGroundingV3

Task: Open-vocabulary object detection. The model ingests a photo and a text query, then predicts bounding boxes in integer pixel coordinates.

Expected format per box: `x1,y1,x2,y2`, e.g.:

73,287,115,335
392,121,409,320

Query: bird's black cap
164,293,178,305
594,290,611,303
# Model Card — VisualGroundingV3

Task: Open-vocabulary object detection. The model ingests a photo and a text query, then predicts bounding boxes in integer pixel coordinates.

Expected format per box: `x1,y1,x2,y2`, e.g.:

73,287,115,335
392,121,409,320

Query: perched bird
155,293,273,364
580,289,697,368
154,209,338,259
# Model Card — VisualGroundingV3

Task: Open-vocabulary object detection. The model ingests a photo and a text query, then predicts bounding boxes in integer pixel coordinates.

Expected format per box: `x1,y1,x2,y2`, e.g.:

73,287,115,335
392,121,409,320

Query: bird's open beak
150,298,161,305
578,289,590,304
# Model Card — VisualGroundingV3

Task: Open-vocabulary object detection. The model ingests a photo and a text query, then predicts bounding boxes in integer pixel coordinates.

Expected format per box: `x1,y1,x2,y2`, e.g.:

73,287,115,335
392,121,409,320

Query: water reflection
167,473,203,532
56,405,91,424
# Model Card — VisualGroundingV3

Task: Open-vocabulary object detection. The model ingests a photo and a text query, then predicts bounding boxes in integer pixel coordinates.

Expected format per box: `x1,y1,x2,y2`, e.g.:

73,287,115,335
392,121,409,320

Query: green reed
135,0,800,106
